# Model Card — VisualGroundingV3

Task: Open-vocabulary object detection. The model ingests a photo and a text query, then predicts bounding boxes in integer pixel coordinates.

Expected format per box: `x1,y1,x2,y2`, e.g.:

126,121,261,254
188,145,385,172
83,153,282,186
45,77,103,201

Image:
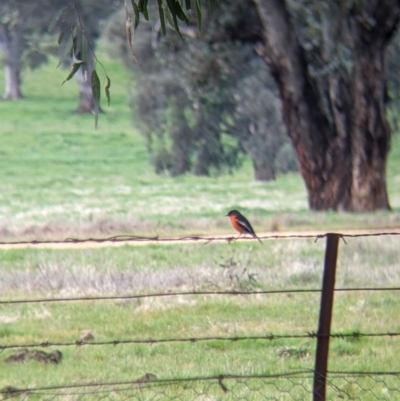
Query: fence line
0,230,399,247
1,371,399,397
1,286,400,305
0,371,313,395
2,231,400,400
1,331,399,351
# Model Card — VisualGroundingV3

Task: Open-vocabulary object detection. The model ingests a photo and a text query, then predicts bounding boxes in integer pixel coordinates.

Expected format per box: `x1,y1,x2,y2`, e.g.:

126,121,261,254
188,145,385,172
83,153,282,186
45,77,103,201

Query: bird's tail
253,234,262,244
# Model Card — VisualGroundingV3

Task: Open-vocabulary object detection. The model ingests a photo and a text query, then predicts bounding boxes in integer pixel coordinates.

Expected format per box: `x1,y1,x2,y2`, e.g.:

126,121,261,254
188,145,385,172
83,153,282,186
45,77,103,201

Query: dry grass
1,236,399,298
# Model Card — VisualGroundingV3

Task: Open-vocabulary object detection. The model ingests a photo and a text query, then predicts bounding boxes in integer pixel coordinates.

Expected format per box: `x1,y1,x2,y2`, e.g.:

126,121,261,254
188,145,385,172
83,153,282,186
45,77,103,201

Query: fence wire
0,372,313,400
1,372,400,400
1,330,400,352
0,230,399,247
1,286,399,305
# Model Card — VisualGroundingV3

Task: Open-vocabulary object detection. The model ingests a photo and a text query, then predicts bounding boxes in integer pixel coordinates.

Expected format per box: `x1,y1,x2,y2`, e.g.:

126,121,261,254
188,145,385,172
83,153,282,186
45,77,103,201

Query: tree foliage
59,0,400,210
48,0,122,119
107,1,295,178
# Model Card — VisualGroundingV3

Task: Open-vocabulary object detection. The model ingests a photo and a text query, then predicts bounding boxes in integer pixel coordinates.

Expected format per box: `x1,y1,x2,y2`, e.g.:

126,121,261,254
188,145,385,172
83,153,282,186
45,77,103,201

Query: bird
226,210,262,244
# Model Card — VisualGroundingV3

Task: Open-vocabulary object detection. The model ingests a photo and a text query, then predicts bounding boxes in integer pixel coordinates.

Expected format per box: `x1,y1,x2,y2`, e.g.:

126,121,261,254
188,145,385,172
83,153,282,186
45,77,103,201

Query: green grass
0,236,399,399
1,50,400,239
1,48,400,400
1,288,399,399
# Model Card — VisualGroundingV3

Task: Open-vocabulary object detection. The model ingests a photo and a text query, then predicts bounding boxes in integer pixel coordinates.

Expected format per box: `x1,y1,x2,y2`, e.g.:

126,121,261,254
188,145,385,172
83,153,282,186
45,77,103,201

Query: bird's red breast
229,214,246,234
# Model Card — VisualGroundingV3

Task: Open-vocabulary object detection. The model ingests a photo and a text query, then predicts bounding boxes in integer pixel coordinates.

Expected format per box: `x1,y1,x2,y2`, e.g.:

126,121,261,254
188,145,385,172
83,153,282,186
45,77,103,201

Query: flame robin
226,210,262,244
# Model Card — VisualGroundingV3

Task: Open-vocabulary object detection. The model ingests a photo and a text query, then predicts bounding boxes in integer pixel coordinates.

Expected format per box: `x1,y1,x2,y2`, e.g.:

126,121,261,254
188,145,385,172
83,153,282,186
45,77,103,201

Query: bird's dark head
226,210,240,217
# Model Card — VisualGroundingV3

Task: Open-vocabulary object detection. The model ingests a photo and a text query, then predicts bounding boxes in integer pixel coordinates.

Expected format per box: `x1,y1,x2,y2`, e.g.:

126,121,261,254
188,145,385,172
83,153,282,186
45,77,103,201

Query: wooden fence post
313,233,340,401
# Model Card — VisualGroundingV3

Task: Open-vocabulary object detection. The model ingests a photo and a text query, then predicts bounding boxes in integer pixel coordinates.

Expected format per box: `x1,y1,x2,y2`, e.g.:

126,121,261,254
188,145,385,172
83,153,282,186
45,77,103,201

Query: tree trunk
0,20,24,100
3,64,23,100
170,96,193,176
74,65,94,113
254,0,399,211
253,161,275,181
350,7,392,211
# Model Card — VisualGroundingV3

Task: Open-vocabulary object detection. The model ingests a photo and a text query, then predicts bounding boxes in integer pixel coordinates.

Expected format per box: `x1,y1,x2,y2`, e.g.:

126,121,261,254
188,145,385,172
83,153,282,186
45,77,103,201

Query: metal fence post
313,233,340,401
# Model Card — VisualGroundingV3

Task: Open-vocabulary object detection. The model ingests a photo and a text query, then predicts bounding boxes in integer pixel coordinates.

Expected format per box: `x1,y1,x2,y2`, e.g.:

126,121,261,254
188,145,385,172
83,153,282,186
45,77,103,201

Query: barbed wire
1,286,399,305
0,371,312,397
0,230,399,247
1,330,399,351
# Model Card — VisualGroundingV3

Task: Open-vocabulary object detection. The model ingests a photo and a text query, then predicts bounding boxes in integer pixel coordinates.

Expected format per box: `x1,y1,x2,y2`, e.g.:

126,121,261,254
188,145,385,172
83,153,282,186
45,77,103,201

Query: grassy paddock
0,52,400,239
1,48,400,399
0,236,399,399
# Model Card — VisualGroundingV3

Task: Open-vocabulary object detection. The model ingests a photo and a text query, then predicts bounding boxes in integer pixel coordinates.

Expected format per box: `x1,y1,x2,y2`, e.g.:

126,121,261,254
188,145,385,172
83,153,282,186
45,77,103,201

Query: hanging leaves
195,0,202,31
61,62,82,85
48,7,66,33
156,0,166,35
57,32,73,68
57,31,65,45
52,0,218,127
91,69,101,129
165,0,182,37
138,0,149,20
125,17,138,63
130,0,140,28
80,35,89,78
105,76,111,107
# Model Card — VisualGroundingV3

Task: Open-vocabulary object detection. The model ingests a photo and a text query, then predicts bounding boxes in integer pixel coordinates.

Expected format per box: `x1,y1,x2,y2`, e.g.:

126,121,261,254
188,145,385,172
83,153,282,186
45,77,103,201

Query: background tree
234,56,296,181
0,0,56,99
107,2,295,178
254,0,399,211
61,0,400,210
0,0,121,111
58,0,121,113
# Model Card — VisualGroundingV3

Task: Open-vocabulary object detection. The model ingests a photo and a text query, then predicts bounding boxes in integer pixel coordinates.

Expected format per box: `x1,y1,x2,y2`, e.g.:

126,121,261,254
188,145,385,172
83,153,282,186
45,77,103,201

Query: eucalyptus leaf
105,75,111,106
165,0,182,37
131,0,140,28
91,69,101,129
157,0,167,35
48,7,65,33
57,31,65,45
195,0,202,30
57,32,73,68
61,63,82,85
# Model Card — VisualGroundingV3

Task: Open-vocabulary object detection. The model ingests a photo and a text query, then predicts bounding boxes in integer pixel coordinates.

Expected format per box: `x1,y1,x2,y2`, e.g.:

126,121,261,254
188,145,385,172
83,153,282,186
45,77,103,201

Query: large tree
65,0,400,211
254,0,399,211
106,3,294,179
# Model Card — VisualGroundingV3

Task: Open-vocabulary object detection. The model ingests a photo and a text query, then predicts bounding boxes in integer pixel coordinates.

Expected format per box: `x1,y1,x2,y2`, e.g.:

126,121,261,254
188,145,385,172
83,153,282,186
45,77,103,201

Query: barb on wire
0,230,399,247
1,286,400,305
2,331,400,352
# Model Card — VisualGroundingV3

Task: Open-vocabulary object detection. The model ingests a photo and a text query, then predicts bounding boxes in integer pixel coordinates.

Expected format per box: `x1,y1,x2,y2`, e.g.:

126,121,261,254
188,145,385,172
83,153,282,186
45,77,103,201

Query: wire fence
1,231,399,400
1,331,400,351
0,230,399,247
2,372,400,400
1,286,399,305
